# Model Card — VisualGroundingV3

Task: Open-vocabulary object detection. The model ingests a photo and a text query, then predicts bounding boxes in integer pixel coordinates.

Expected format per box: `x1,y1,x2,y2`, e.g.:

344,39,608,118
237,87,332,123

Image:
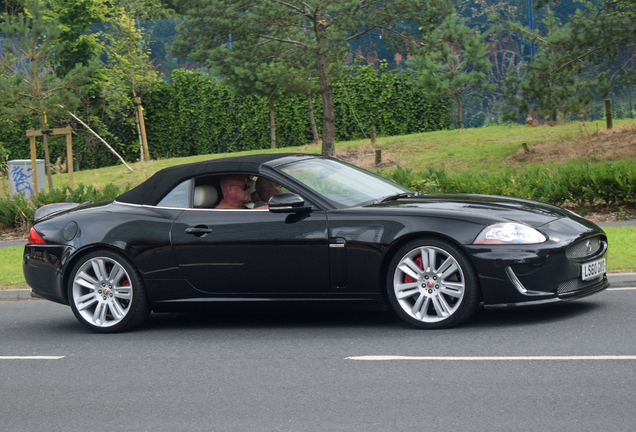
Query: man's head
220,175,250,208
255,177,282,203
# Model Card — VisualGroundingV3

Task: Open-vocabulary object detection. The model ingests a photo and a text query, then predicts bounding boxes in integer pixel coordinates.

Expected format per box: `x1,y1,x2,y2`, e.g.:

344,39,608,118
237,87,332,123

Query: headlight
474,223,547,244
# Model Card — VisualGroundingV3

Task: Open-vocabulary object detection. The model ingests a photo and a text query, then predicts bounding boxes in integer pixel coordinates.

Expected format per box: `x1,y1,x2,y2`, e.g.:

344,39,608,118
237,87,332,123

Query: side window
157,179,192,208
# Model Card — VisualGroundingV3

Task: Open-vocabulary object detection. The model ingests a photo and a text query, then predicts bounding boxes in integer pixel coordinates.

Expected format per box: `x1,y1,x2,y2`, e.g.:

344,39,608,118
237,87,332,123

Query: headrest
193,185,218,208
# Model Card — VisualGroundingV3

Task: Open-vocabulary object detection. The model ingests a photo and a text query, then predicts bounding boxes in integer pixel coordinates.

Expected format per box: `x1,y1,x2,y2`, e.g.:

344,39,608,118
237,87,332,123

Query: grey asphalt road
1,288,635,432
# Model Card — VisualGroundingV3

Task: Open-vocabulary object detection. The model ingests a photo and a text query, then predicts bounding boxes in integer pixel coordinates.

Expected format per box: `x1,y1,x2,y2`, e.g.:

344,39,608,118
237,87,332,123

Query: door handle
185,226,213,236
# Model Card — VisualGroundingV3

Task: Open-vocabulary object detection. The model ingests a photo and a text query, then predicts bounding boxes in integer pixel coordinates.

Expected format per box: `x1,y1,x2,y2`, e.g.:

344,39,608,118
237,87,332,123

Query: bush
385,161,636,208
0,183,129,229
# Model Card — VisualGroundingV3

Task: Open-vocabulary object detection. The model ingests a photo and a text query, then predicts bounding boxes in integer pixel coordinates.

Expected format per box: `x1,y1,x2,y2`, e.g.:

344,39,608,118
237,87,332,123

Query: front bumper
464,218,609,307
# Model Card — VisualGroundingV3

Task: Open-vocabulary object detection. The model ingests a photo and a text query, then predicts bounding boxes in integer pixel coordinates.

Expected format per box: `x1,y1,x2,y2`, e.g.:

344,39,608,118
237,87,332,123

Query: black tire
67,250,150,333
387,238,480,329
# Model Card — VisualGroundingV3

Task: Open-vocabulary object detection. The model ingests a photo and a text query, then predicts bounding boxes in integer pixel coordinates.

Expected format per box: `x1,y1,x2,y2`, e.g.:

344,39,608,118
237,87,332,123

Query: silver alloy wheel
71,256,134,328
392,246,465,323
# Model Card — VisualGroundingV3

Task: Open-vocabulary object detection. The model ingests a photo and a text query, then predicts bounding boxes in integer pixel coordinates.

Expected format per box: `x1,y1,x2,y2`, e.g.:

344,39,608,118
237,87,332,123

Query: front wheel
68,250,150,333
387,238,480,329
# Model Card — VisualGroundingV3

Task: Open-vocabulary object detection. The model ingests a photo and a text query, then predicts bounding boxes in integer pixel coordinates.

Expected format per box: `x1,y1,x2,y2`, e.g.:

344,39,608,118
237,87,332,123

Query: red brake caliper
403,257,423,283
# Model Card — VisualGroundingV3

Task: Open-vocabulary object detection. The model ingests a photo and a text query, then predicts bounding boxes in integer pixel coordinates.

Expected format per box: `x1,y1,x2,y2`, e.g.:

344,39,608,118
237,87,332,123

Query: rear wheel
387,238,480,329
68,250,150,333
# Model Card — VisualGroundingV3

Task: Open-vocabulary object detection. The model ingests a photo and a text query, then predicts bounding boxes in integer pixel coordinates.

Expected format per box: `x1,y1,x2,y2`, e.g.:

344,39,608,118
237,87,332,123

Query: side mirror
268,192,312,213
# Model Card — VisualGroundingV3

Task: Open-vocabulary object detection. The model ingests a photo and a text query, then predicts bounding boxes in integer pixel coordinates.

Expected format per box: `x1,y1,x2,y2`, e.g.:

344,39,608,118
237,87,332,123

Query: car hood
368,194,587,228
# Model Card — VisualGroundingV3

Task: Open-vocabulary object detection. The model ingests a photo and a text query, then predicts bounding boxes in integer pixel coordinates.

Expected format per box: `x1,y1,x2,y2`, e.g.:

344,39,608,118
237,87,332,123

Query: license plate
581,258,606,281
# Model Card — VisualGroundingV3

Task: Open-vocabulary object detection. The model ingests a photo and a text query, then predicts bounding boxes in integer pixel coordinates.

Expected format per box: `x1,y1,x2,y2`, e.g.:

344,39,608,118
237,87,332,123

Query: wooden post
605,99,613,130
64,126,74,189
27,126,74,191
30,136,38,196
135,97,150,161
375,149,382,166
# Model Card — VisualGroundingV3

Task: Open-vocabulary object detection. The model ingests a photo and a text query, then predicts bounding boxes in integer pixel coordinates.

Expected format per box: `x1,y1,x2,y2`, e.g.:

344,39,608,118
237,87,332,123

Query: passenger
253,177,283,207
216,175,252,209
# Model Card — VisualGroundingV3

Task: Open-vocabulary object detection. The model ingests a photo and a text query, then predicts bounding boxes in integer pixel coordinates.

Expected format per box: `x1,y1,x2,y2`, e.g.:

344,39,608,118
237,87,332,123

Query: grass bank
2,119,635,194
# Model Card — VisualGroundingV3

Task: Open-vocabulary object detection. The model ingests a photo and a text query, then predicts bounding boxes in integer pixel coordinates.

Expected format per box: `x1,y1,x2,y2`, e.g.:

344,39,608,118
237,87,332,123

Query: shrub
385,161,636,209
0,183,129,229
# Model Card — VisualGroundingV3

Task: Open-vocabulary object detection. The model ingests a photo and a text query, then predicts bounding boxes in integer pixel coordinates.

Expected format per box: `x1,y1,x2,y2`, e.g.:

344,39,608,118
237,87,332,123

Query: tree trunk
307,91,319,143
39,110,53,190
317,51,335,157
269,97,276,149
131,87,145,162
551,107,557,122
455,92,464,129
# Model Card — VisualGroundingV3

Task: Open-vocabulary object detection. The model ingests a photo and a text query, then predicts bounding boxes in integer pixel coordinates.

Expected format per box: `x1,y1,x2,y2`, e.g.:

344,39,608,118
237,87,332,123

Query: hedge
0,65,450,169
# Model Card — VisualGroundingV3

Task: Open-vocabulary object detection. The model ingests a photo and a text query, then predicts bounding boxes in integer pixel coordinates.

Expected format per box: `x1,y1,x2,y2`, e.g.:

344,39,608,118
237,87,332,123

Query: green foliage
174,0,454,156
333,63,450,140
0,0,93,121
0,182,128,228
385,161,636,209
99,11,160,114
496,1,636,122
46,0,106,76
411,12,495,129
143,68,449,156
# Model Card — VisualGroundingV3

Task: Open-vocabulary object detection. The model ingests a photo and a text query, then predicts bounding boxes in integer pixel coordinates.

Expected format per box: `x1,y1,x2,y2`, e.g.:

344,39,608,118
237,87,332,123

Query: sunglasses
231,184,250,191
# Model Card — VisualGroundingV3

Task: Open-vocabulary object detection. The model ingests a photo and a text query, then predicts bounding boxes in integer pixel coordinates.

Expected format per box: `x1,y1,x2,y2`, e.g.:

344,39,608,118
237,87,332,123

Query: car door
171,208,329,295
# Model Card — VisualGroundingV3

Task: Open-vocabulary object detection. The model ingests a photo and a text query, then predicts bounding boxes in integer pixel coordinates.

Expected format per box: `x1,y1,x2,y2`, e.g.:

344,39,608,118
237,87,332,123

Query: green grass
604,227,636,272
2,118,635,194
0,247,25,288
1,226,634,288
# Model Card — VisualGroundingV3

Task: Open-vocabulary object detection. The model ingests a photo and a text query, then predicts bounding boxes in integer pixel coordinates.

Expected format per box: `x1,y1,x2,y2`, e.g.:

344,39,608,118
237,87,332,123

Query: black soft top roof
116,153,306,205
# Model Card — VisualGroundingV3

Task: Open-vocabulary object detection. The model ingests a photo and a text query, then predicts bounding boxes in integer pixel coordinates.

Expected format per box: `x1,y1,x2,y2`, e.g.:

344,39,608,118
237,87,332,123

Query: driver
216,175,252,209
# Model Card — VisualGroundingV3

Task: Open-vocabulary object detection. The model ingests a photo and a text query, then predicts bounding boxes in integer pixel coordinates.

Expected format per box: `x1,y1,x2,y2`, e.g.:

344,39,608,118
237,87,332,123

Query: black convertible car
23,153,609,332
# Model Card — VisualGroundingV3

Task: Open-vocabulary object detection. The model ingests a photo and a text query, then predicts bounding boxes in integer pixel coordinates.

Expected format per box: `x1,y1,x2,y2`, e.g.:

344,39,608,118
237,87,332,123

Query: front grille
566,236,602,260
557,275,604,294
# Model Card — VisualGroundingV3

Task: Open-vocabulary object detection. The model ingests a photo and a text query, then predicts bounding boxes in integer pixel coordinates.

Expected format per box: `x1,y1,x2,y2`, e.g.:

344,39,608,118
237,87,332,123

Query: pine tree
412,13,495,129
0,0,94,190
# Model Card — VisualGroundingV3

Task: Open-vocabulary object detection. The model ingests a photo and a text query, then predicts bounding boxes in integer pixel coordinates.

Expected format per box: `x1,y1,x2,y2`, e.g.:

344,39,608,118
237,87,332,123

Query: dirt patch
0,227,28,241
336,144,400,169
577,203,636,223
506,124,636,164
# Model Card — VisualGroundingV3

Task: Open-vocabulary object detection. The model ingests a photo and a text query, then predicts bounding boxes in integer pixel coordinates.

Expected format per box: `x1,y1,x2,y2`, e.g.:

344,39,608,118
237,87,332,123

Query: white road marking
0,356,65,360
346,355,636,361
608,287,636,290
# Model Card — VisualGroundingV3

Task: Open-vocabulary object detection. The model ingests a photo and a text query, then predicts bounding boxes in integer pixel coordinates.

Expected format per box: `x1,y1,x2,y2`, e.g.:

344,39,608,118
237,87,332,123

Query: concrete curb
0,289,38,301
1,273,634,301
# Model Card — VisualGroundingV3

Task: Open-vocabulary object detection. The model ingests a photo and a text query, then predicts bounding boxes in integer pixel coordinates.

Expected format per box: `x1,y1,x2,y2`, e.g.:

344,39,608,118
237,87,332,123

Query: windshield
277,158,412,208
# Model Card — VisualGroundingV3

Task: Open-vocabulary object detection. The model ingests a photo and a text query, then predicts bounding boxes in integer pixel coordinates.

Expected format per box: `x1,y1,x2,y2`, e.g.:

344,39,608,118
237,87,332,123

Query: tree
0,0,24,18
206,34,326,149
174,0,453,157
45,0,107,76
0,0,94,190
412,13,495,129
100,10,160,161
497,1,636,121
110,0,176,20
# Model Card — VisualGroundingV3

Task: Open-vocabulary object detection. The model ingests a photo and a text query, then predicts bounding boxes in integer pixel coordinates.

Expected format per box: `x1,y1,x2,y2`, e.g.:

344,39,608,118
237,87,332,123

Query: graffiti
10,165,34,195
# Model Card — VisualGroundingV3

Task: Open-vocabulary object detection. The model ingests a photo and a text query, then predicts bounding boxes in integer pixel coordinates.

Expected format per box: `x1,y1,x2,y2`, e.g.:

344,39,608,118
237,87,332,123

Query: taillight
28,227,47,245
